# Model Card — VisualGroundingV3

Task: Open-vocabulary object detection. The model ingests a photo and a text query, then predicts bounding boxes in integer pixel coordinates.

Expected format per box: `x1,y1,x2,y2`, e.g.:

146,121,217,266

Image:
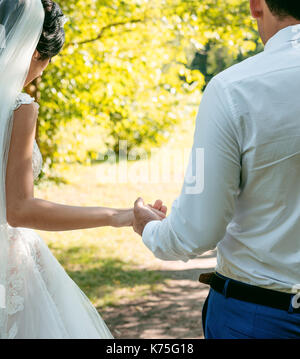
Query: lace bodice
14,93,43,180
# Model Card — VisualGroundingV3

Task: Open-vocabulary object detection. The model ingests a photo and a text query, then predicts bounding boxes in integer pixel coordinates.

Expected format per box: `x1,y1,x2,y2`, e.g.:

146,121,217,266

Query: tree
26,0,259,174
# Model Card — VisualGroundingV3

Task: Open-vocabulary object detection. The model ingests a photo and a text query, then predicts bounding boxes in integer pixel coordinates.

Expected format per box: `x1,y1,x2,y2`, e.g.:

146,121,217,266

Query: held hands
110,199,167,232
133,198,167,236
110,199,167,230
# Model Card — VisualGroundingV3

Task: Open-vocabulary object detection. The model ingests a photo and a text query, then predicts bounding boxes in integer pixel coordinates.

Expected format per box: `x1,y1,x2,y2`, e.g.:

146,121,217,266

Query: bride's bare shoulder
13,100,39,124
14,92,39,118
12,101,39,141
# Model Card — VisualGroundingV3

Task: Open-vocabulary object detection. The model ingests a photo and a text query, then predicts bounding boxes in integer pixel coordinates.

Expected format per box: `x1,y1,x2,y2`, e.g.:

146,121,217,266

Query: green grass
34,99,198,309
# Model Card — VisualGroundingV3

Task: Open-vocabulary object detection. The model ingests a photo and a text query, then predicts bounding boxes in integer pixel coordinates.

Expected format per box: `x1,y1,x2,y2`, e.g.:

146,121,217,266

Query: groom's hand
148,199,167,215
133,197,167,236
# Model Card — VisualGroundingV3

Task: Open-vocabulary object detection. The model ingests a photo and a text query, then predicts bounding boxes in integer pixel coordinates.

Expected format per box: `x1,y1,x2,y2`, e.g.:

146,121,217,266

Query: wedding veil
0,0,44,338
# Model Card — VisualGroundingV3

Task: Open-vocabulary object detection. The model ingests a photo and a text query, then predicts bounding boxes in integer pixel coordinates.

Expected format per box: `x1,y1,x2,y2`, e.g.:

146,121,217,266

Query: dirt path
101,251,217,339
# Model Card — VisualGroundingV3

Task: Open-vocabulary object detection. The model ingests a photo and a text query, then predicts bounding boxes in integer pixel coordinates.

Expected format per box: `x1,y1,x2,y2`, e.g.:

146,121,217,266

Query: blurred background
31,0,263,338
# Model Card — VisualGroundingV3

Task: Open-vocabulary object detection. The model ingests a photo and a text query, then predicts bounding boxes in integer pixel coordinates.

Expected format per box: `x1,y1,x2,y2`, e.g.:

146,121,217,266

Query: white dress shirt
143,24,300,293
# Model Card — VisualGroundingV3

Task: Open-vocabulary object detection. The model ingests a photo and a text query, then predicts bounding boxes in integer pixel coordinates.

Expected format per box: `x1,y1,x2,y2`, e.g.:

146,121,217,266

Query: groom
133,0,300,339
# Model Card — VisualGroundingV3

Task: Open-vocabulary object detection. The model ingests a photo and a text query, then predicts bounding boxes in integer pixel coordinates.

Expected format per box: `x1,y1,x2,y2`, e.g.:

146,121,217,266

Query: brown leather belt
199,272,300,313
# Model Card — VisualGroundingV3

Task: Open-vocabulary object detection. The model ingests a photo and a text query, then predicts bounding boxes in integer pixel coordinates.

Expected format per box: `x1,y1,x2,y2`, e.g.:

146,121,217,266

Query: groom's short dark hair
265,0,300,20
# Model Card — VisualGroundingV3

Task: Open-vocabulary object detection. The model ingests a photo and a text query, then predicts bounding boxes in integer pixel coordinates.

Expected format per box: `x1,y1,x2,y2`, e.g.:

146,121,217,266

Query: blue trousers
202,274,300,339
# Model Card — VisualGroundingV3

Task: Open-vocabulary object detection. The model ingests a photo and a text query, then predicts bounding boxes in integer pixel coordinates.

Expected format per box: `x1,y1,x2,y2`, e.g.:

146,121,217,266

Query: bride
0,0,166,339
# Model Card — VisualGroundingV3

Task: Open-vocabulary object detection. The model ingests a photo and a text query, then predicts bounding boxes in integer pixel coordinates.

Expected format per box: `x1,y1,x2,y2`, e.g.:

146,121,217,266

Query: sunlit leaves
37,0,256,171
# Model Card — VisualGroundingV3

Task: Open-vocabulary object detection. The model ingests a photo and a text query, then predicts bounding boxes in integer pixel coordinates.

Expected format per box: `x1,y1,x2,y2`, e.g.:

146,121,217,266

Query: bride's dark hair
36,0,65,60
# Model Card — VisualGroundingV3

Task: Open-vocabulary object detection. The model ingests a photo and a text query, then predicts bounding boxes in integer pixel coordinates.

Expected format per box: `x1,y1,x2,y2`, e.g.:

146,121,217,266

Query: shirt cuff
142,220,161,252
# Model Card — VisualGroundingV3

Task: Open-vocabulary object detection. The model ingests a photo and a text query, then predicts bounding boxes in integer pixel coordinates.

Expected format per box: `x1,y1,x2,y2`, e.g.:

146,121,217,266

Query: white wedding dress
2,93,113,339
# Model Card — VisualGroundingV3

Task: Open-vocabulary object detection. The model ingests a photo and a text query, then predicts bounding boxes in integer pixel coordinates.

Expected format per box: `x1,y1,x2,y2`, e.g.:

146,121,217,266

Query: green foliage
33,0,260,172
191,37,263,87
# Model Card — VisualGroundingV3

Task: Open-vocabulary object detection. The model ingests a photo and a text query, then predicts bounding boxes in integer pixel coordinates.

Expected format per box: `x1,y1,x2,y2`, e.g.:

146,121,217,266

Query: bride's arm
5,103,134,231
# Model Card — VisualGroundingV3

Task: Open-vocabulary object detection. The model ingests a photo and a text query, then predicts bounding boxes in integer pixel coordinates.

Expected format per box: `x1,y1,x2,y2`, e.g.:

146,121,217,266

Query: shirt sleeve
142,75,242,262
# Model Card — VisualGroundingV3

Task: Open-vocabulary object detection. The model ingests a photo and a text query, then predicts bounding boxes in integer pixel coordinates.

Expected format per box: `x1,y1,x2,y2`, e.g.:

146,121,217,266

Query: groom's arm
142,75,241,261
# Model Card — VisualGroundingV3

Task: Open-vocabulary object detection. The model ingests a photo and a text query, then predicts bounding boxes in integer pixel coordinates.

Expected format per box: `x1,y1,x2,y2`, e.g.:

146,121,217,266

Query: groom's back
216,25,300,292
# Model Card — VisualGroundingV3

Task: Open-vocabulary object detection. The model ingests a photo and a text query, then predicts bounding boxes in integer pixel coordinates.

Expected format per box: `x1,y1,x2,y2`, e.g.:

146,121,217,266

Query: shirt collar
264,24,300,52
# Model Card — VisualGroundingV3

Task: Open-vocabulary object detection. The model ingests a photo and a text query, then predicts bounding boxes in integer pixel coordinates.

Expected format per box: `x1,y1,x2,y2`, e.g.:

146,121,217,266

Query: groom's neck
269,17,300,41
259,16,300,45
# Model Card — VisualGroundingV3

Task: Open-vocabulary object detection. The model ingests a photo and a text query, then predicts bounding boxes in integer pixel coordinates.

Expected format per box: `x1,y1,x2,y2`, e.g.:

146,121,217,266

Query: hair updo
36,0,65,60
